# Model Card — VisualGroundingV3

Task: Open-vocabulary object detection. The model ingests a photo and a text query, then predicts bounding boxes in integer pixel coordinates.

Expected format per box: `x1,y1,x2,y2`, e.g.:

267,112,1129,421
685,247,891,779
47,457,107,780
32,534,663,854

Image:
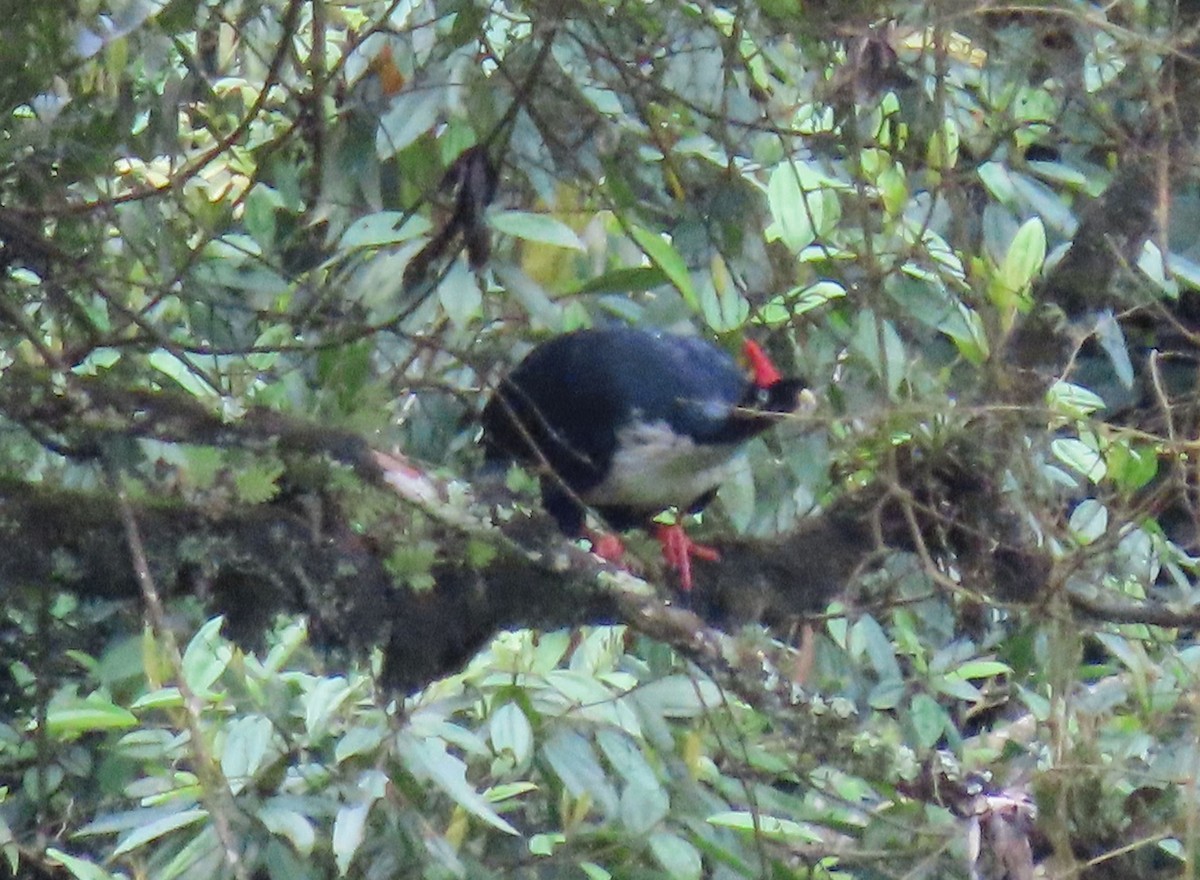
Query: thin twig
112,477,250,880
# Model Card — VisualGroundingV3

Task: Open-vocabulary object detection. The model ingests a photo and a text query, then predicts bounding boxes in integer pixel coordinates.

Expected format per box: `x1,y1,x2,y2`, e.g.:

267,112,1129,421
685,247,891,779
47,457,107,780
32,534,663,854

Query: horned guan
481,326,808,590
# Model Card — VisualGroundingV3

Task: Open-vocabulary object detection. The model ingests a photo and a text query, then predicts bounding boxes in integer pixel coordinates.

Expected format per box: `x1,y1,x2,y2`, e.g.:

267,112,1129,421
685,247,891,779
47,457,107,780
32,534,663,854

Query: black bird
481,326,809,590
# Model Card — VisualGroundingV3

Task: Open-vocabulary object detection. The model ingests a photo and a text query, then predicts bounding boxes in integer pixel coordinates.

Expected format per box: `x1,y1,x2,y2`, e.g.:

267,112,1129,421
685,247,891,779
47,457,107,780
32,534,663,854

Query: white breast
581,419,738,512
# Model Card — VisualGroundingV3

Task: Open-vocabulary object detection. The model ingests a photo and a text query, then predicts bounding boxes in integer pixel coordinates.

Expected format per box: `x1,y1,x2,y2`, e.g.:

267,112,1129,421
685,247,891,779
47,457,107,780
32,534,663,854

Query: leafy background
1,1,1199,878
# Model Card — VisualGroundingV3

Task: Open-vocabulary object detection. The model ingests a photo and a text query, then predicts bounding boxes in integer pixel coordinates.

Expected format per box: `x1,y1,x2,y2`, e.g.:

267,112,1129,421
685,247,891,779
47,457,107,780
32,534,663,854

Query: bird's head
741,339,815,416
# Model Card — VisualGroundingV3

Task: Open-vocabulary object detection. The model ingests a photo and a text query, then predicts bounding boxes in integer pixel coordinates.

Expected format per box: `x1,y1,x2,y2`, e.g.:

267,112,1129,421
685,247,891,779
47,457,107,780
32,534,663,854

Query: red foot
654,523,720,592
585,530,626,564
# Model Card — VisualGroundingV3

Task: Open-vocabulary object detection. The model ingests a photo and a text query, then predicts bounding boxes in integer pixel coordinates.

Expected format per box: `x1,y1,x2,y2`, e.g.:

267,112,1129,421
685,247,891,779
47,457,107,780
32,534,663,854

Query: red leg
584,529,626,564
654,523,720,591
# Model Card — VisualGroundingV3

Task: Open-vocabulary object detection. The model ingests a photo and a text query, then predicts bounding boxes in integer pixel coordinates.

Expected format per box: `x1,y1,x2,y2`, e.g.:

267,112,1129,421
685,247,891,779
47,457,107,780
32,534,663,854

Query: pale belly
580,420,737,512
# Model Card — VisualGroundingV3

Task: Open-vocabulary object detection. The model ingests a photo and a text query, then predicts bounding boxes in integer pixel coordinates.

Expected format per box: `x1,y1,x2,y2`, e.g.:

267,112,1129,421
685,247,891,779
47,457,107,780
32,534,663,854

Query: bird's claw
586,530,627,564
655,523,720,592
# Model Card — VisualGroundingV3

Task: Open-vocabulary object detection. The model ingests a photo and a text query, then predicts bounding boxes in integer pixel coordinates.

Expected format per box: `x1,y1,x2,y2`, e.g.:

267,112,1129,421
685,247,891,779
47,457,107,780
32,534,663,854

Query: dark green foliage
1,2,1200,879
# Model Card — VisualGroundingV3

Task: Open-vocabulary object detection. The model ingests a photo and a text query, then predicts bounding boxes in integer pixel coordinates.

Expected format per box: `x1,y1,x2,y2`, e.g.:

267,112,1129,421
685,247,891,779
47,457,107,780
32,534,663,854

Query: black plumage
481,327,807,587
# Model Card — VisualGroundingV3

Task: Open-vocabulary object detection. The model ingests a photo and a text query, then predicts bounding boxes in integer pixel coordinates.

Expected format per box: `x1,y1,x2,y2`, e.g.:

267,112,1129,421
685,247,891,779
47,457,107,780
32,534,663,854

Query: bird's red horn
743,339,782,387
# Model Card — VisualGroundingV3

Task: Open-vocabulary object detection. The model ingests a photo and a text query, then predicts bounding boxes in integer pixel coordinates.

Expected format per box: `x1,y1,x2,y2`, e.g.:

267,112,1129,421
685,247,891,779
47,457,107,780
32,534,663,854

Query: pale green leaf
540,729,619,818
489,702,533,766
632,675,723,718
1069,498,1109,544
339,212,431,249
1047,381,1106,417
258,804,317,857
706,811,822,842
397,734,519,834
335,724,387,764
628,225,698,310
648,831,702,880
46,699,137,736
949,660,1013,679
491,211,585,250
1094,310,1134,389
46,849,122,880
220,715,275,793
438,260,483,328
148,349,215,399
1000,217,1047,295
1051,437,1106,481
112,808,207,856
909,693,948,748
332,800,369,876
620,780,669,835
181,616,231,695
484,781,538,802
304,676,353,742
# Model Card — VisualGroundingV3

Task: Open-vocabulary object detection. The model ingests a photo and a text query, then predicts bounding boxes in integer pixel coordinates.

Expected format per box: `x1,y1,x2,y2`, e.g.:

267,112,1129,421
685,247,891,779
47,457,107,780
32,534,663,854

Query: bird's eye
755,386,772,407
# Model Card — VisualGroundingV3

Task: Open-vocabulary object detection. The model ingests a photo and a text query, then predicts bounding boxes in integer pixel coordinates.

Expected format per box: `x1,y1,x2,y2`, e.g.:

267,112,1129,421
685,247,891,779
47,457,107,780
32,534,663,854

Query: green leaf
529,833,565,856
540,729,619,818
339,212,431,249
790,279,847,313
931,675,983,703
130,687,183,712
1171,253,1200,290
765,161,840,252
112,808,208,856
927,118,960,170
1051,437,1106,481
949,660,1013,679
377,80,445,154
1047,381,1106,417
220,715,276,794
154,825,220,880
304,676,353,742
648,831,703,880
494,265,564,330
697,270,749,333
234,460,283,504
1000,217,1046,295
335,724,387,764
632,675,723,718
908,693,948,748
181,616,231,695
438,260,482,328
1009,173,1076,234
148,349,215,398
46,698,137,736
849,615,902,681
620,779,669,834
332,800,370,876
332,770,388,875
1107,441,1158,492
936,301,990,364
628,225,699,310
45,849,122,880
706,811,822,842
397,734,519,834
868,677,906,710
1094,310,1134,389
484,781,538,802
258,804,317,858
978,161,1017,205
569,266,669,296
596,728,657,787
1069,498,1108,544
489,702,533,766
851,312,907,397
490,211,585,250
